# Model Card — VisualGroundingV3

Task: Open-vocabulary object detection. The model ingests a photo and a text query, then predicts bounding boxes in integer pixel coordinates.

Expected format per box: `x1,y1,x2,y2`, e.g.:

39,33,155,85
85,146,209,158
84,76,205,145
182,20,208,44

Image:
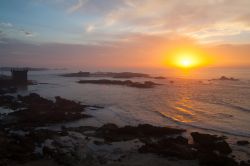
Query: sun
179,58,193,68
175,53,199,69
162,46,213,70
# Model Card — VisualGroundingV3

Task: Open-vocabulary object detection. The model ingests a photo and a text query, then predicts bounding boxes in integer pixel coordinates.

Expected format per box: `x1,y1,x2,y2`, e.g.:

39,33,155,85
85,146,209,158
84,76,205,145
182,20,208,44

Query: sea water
11,68,249,138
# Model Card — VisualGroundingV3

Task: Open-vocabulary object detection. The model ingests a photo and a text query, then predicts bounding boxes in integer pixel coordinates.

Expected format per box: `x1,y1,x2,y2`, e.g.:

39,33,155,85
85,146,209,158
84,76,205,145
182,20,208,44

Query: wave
156,111,250,138
224,103,250,112
198,98,250,113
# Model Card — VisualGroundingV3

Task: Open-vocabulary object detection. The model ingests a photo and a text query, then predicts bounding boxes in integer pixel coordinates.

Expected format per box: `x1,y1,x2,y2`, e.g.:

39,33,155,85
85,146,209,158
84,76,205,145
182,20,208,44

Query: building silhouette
11,68,28,84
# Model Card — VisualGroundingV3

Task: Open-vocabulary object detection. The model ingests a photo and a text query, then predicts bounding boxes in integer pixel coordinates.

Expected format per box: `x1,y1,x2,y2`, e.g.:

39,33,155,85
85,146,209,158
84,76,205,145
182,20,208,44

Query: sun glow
163,46,212,70
175,54,199,69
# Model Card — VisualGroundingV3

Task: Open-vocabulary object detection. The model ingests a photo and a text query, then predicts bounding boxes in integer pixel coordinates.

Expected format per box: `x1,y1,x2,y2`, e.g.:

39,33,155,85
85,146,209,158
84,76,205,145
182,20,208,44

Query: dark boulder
191,132,232,154
198,152,238,166
240,161,250,166
1,93,90,129
139,136,196,160
96,123,185,142
237,140,249,146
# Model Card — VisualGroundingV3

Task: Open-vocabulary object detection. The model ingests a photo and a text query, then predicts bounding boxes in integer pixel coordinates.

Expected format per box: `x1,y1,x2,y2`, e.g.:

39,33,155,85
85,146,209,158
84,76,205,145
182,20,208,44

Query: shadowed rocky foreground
0,92,249,166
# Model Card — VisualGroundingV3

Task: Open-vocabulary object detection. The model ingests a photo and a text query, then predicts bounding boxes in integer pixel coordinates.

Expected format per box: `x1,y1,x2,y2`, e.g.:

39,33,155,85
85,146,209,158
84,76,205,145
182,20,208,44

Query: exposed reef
94,123,185,142
211,76,239,81
0,87,17,95
61,71,90,77
61,71,165,79
77,79,160,88
0,93,91,129
237,140,249,146
153,76,166,79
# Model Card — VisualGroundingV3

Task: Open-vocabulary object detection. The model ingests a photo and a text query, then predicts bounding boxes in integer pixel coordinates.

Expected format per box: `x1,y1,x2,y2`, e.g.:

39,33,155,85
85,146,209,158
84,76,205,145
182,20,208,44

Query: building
11,68,28,84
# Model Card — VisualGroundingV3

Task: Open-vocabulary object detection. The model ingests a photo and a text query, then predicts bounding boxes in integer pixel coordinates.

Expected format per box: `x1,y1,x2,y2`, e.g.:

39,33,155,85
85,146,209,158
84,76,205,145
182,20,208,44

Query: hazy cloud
75,0,250,43
20,30,36,37
1,34,249,68
67,0,88,13
0,22,13,28
85,24,95,33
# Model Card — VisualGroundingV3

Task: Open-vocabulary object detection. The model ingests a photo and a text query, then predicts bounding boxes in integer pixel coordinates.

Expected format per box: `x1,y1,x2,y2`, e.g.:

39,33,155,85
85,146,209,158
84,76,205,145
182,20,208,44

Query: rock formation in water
78,79,160,88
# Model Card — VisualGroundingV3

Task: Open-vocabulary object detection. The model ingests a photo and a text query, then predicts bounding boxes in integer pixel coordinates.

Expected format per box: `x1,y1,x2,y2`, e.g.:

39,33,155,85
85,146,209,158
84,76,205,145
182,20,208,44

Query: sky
0,0,250,69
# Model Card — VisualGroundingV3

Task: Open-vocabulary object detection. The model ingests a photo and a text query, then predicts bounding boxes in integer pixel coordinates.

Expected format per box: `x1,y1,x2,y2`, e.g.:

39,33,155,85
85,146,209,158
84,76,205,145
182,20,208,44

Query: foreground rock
191,132,232,154
94,123,185,142
237,140,249,146
139,136,196,160
137,130,239,166
0,87,17,95
78,79,159,88
0,122,248,166
191,132,238,166
0,93,90,128
0,128,68,165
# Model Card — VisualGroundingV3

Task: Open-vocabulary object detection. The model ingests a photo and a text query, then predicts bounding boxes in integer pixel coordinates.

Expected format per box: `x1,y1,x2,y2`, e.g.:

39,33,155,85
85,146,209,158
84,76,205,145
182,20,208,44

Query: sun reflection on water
172,85,195,123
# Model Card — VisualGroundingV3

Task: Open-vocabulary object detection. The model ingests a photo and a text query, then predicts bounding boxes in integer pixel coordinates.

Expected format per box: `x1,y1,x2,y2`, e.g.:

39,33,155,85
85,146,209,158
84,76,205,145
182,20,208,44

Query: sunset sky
0,0,250,69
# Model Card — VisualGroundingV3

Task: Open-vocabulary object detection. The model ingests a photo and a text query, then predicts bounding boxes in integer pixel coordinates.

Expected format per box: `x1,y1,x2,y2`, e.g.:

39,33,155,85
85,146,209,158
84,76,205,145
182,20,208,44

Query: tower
11,68,28,84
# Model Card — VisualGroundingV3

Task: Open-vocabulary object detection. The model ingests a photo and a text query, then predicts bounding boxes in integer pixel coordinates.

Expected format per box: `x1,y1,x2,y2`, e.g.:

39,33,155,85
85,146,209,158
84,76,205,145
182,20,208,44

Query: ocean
1,67,250,160
9,68,249,137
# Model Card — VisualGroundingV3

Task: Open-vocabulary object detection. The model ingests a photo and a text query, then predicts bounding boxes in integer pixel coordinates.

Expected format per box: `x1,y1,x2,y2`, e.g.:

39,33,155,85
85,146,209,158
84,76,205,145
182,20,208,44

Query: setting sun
177,55,197,68
167,52,204,69
162,46,212,70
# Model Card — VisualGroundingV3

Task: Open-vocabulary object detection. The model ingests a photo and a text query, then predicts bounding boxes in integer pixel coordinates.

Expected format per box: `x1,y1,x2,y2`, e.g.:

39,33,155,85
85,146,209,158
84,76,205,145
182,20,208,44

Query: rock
0,95,21,110
198,152,238,166
112,72,150,78
99,123,119,130
93,140,105,145
96,123,185,142
1,93,90,129
240,161,250,166
60,71,90,77
0,129,38,164
139,136,196,160
237,140,249,146
191,132,232,154
211,76,239,81
0,87,17,95
77,79,159,88
154,76,165,79
61,71,150,79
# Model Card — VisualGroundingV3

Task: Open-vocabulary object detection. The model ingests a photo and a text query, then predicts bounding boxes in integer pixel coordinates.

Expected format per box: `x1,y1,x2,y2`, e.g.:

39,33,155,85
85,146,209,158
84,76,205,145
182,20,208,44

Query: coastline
0,91,249,166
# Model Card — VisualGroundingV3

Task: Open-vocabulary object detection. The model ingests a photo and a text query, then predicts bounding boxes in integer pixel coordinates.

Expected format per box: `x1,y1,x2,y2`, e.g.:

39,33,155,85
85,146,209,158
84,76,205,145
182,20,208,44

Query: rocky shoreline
0,92,249,166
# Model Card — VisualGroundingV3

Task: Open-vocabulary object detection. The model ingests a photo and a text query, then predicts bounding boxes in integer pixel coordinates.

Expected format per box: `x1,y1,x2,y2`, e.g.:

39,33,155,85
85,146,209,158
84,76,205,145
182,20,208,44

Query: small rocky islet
61,71,164,88
210,76,239,81
77,79,160,88
0,90,249,166
60,71,165,79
